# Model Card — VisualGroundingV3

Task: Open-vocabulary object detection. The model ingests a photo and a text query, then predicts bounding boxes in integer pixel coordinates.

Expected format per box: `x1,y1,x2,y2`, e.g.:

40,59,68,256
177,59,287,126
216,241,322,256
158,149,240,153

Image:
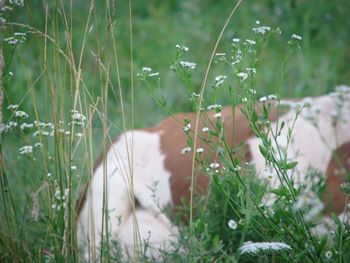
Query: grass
1,0,350,262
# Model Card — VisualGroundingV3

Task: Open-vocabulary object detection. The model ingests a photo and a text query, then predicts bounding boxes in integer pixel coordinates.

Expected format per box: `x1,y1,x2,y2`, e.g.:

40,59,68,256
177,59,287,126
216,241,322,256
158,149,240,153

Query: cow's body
77,87,350,259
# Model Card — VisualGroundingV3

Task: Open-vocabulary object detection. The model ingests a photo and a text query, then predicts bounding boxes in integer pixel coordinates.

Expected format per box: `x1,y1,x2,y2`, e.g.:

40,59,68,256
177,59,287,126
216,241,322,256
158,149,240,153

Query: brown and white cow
77,86,350,259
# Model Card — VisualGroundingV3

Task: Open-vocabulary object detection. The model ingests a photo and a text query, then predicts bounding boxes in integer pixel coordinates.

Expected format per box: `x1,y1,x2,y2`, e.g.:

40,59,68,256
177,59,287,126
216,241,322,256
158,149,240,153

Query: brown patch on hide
146,103,280,206
76,102,283,216
323,141,350,215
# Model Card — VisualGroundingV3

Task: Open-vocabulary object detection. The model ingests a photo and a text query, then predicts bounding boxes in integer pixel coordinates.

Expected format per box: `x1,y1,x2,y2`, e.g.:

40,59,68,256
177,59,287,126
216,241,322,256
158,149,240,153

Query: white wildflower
239,241,292,255
7,121,17,128
196,148,204,154
246,67,257,74
34,142,43,148
183,123,191,133
202,127,209,133
249,89,257,94
20,123,34,130
149,72,160,77
181,147,192,154
245,39,256,45
233,165,242,172
228,219,237,230
214,112,222,119
14,110,28,118
259,96,267,102
19,145,33,155
215,52,226,56
237,72,248,81
71,110,86,122
267,94,277,100
71,165,77,170
232,38,240,43
179,61,196,70
325,251,332,259
252,26,271,35
291,34,302,40
142,67,152,72
7,104,18,110
212,75,227,88
241,97,248,103
175,44,189,52
190,92,200,102
231,59,240,66
209,162,220,169
207,104,222,111
76,132,83,138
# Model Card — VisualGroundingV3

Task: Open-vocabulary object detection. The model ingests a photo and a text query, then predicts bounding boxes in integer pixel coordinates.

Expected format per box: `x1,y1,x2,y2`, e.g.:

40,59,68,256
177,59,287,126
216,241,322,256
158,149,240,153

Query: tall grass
1,0,350,262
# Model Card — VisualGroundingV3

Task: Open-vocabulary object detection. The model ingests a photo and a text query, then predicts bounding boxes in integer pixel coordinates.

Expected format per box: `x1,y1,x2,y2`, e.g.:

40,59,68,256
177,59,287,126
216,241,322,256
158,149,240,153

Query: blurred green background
3,0,350,127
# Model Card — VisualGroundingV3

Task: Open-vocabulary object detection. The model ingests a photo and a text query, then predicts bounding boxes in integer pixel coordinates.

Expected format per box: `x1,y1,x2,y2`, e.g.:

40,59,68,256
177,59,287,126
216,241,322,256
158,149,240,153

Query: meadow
1,0,350,262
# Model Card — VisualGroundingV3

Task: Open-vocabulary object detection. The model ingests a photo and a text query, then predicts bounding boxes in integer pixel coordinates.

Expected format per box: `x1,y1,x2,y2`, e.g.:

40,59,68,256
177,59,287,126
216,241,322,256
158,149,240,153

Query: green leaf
286,161,298,170
259,144,268,158
271,186,291,197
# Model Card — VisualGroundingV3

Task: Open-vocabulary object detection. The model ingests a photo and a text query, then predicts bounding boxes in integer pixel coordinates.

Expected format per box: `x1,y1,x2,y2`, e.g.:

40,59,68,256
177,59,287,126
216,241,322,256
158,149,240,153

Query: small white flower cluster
228,219,237,230
252,26,271,35
209,162,220,169
259,94,277,103
237,68,257,83
180,147,192,154
183,123,191,134
291,34,302,41
14,110,29,118
20,123,34,130
288,33,303,47
7,104,19,110
180,147,204,155
4,32,26,45
207,104,222,111
202,127,209,133
239,241,292,255
19,145,33,155
214,112,222,119
237,72,248,81
0,121,17,133
175,44,189,52
245,39,256,45
18,142,44,156
189,92,200,102
232,38,240,44
179,61,196,70
137,67,160,79
212,75,227,88
71,110,86,126
214,52,226,63
52,187,69,212
196,148,204,154
9,0,24,6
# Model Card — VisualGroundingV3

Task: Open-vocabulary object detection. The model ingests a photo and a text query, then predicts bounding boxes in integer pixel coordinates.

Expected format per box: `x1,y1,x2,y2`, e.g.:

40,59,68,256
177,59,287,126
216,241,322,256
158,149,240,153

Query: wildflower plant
139,18,350,262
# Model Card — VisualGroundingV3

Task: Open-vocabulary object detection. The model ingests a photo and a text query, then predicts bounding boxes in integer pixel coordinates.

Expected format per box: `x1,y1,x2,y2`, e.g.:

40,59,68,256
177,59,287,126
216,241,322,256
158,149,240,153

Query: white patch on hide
247,95,350,201
77,130,174,259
